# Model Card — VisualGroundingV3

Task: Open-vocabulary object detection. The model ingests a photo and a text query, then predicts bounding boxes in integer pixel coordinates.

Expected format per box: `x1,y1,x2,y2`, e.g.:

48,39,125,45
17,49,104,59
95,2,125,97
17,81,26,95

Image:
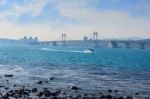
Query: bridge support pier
93,32,98,47
125,42,130,49
62,33,66,46
139,41,145,49
140,43,145,49
111,41,118,48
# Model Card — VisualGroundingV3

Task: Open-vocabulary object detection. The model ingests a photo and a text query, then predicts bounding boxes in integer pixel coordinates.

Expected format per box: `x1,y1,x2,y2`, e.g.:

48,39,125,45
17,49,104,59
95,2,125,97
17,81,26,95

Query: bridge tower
62,33,66,46
93,32,98,47
110,40,118,48
93,32,98,41
139,41,145,49
125,41,130,49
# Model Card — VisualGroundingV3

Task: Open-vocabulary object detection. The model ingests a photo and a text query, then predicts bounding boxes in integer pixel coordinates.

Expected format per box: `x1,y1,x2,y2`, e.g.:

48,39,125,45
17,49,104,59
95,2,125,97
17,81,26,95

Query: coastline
0,74,149,99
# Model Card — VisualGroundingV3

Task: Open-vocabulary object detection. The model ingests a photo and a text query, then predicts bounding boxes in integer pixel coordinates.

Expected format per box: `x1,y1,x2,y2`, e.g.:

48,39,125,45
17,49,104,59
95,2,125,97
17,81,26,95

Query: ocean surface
0,46,150,96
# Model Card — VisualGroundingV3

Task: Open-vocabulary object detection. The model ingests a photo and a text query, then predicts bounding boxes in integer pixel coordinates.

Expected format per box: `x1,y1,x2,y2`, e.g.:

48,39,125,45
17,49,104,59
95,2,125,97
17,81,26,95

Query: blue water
0,46,150,96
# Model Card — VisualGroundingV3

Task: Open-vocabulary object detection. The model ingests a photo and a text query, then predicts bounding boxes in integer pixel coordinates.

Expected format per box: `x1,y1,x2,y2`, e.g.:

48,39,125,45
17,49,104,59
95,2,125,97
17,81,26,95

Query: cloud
0,0,149,40
0,0,49,20
0,0,7,5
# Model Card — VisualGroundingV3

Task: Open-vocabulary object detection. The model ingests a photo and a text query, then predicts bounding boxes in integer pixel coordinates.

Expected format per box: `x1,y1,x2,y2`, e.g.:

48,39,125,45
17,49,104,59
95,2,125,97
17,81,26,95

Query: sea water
0,45,150,96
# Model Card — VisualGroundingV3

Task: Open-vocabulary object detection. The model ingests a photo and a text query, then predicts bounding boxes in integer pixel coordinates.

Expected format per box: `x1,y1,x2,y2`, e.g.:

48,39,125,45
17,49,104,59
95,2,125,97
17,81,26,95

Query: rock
144,97,150,99
50,90,61,97
45,80,49,83
51,92,58,97
0,85,5,88
13,84,16,87
43,87,48,91
126,96,133,99
12,93,22,98
50,76,54,80
101,95,106,98
32,88,38,93
114,90,119,93
107,95,112,99
44,90,51,97
5,74,13,77
36,92,43,97
6,80,9,82
108,89,113,93
118,96,124,99
135,92,139,95
84,93,88,96
5,87,9,90
70,86,80,90
50,96,57,99
35,80,43,84
113,97,118,99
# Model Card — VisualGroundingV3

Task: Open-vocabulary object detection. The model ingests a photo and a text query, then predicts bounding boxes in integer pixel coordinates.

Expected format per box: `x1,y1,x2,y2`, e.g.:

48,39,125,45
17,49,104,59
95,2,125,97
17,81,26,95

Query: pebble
4,74,13,77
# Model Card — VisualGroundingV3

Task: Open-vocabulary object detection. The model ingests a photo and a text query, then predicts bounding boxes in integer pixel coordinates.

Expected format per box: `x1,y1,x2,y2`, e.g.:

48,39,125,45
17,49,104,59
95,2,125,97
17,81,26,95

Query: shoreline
0,74,149,99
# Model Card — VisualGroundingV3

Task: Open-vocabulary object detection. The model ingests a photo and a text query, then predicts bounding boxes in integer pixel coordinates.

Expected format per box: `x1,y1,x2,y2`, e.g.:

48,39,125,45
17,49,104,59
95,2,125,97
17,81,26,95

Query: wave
40,48,93,54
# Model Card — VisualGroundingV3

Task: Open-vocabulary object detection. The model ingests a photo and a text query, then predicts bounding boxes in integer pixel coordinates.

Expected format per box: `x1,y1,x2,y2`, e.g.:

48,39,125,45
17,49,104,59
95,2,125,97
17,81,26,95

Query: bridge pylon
125,41,130,49
93,32,98,47
110,40,118,48
61,33,66,46
140,41,145,49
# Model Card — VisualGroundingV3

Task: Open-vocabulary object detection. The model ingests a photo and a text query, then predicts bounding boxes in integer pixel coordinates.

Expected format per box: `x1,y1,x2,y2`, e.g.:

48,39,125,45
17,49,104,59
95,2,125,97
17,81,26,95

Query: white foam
40,48,51,51
40,48,93,54
0,65,29,76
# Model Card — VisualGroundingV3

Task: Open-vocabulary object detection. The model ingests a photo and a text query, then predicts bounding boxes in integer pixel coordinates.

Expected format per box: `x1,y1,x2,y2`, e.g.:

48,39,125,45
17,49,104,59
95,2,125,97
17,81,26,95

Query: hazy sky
0,0,150,41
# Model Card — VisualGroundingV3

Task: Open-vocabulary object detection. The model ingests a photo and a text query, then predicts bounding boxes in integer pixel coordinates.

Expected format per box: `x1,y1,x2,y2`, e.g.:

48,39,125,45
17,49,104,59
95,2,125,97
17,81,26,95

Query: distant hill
126,37,144,40
0,38,21,45
143,38,150,43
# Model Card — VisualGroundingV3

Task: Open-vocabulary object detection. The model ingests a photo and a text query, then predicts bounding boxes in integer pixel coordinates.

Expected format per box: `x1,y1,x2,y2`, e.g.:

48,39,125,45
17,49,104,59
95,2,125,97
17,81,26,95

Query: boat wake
40,48,93,54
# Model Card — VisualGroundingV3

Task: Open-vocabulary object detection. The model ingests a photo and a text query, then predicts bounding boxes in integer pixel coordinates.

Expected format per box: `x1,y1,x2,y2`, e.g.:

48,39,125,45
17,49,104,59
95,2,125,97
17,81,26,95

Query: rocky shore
0,74,149,99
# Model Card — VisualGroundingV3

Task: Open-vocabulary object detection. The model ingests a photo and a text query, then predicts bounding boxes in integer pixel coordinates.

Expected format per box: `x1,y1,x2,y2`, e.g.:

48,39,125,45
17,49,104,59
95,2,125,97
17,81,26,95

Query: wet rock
0,85,5,88
43,87,48,91
101,95,106,99
36,80,43,84
113,97,118,99
70,86,80,90
108,89,113,93
44,90,51,97
45,80,49,83
50,76,54,80
12,93,22,98
126,96,133,99
51,92,58,97
5,74,13,77
144,97,150,99
36,92,43,98
114,90,119,93
6,80,9,82
32,88,38,93
5,87,9,90
99,92,103,95
135,92,139,95
50,96,58,99
84,93,88,96
118,96,124,99
13,84,16,87
107,95,112,99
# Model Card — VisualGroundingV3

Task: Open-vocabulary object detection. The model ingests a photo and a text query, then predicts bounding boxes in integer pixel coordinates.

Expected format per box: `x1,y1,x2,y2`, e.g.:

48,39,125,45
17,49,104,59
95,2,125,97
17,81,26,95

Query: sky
0,0,149,41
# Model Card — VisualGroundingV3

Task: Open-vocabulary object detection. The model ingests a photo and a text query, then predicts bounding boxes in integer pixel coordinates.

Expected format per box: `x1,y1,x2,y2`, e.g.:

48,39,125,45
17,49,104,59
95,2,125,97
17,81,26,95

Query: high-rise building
34,37,38,42
93,32,98,40
83,36,88,41
29,36,33,43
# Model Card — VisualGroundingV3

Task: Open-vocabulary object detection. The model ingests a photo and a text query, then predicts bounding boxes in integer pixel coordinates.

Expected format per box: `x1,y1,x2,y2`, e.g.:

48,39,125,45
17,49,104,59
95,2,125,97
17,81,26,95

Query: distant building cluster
0,32,149,49
23,36,38,44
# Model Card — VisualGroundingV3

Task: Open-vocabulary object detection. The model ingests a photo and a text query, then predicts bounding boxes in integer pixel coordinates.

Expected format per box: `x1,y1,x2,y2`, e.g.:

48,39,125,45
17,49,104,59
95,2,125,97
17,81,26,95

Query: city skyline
0,0,149,41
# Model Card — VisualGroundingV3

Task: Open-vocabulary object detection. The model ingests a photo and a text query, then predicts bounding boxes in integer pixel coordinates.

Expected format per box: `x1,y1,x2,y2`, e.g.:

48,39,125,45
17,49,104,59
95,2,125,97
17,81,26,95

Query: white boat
83,49,94,53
